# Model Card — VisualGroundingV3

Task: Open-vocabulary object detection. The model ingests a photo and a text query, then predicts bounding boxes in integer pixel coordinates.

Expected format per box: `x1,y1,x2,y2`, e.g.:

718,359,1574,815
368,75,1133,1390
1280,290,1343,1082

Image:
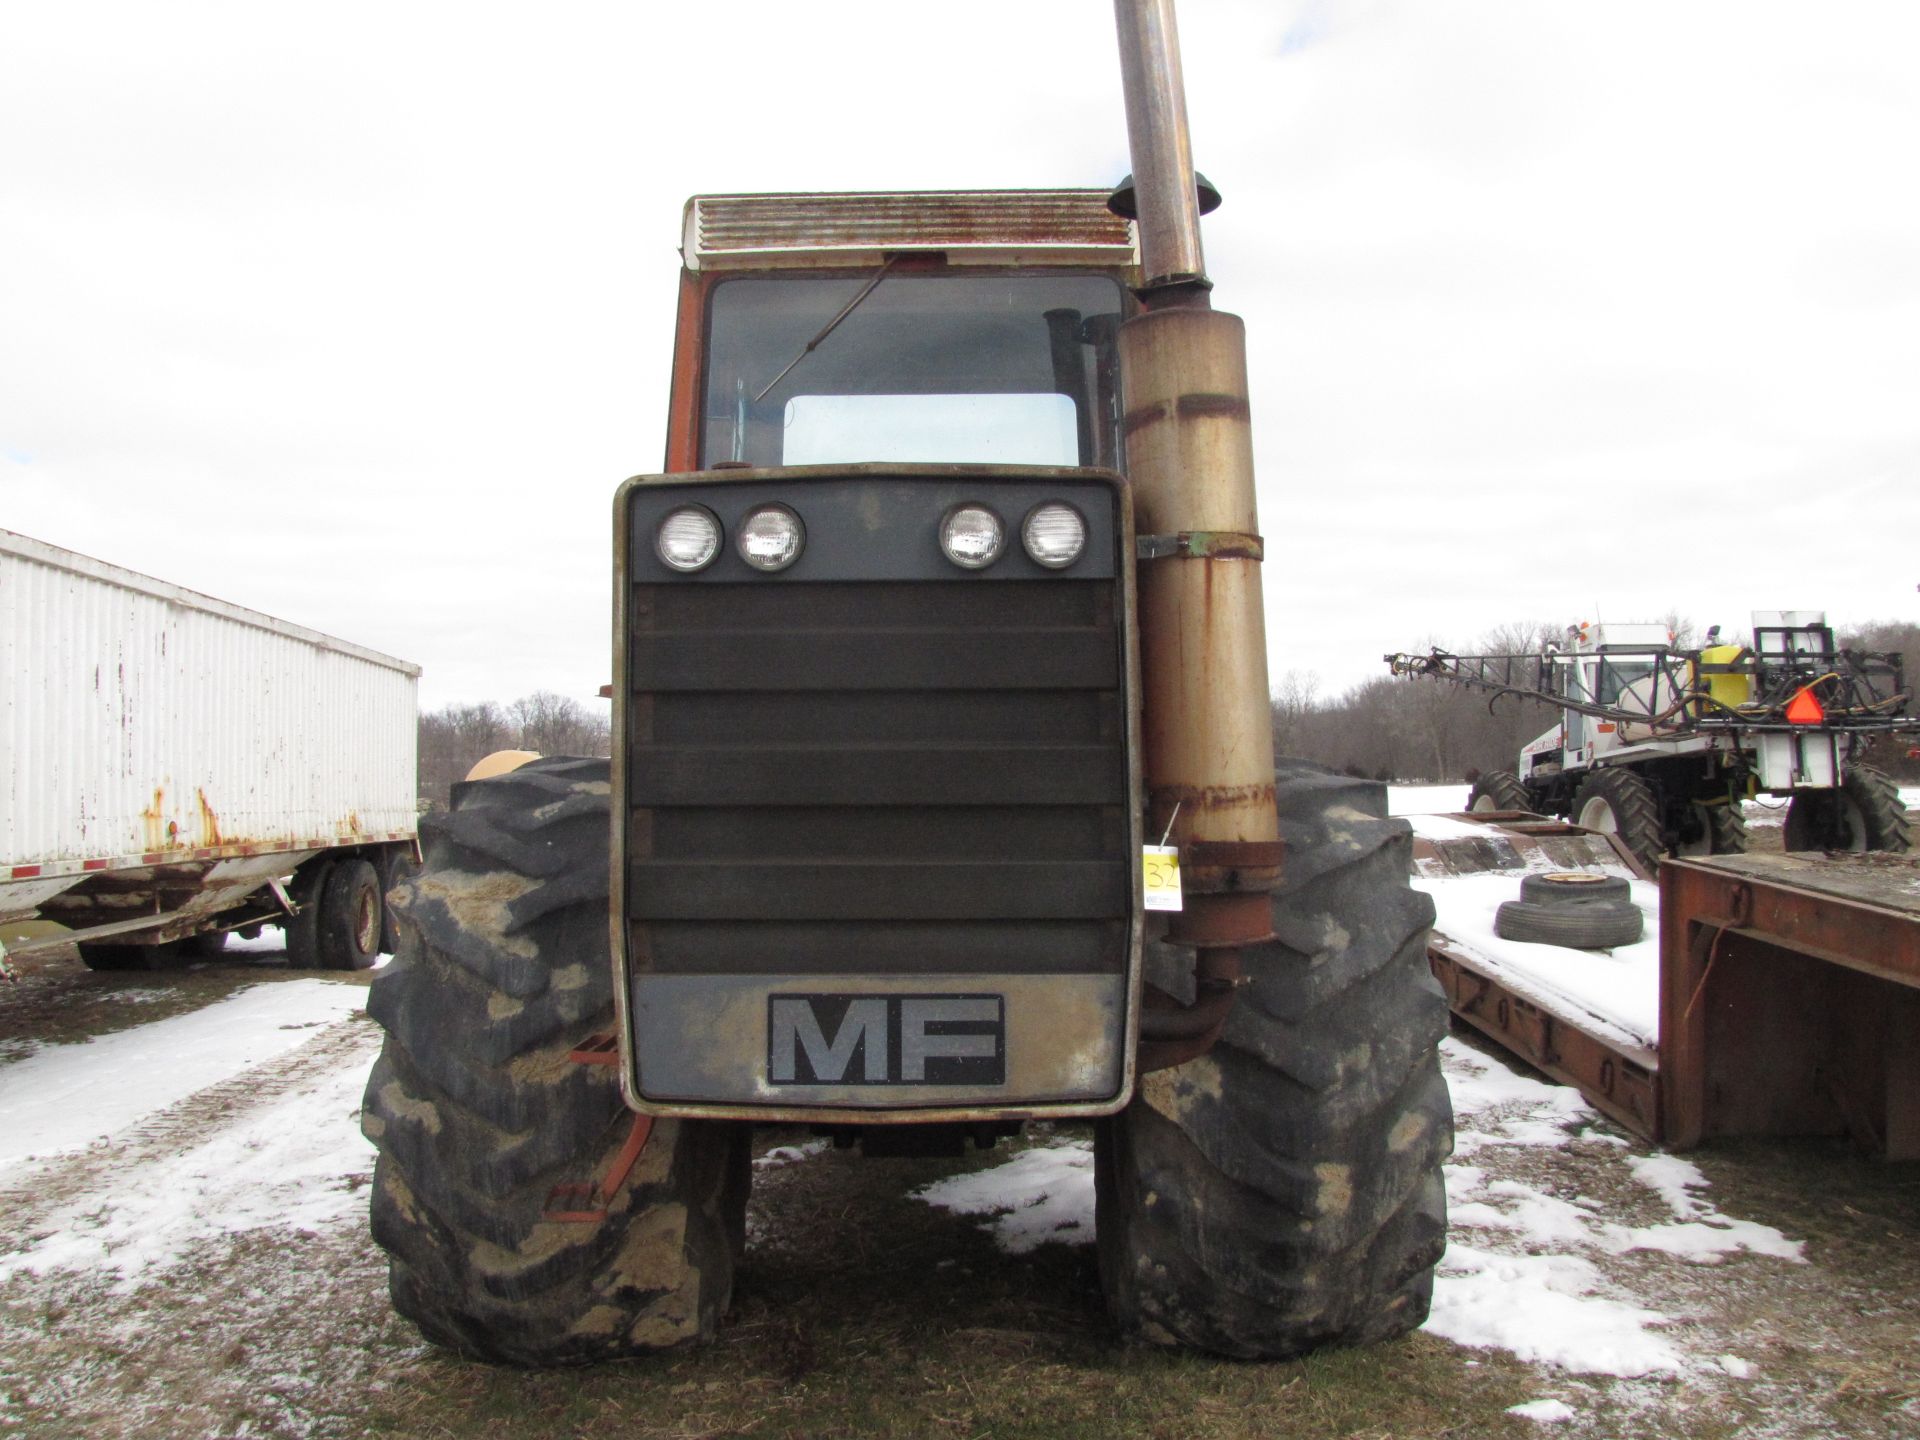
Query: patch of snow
1507,1398,1577,1423
912,1139,1095,1254
1405,813,1497,841
1427,1242,1685,1377
0,981,365,1174
1713,1354,1754,1379
224,925,289,955
1389,784,1471,816
1441,1036,1593,1154
754,1139,830,1170
0,1053,373,1290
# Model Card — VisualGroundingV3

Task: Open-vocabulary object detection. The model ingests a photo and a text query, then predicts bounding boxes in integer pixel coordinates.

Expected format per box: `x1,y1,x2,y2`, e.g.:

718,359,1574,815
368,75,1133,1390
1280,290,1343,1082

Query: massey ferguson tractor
362,0,1451,1365
1387,612,1915,870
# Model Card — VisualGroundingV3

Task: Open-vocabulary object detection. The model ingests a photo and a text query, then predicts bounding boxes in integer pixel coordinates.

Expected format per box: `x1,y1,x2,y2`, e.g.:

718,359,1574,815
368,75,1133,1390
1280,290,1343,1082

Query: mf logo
767,993,1005,1086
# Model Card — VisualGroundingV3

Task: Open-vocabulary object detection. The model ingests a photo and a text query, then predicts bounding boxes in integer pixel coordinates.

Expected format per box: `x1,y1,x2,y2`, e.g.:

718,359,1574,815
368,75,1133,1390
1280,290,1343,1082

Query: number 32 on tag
1142,845,1183,912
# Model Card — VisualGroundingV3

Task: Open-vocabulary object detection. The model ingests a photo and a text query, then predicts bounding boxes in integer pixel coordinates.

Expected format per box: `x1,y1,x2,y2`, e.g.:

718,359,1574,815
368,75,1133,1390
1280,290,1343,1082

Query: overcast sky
5,1,1916,710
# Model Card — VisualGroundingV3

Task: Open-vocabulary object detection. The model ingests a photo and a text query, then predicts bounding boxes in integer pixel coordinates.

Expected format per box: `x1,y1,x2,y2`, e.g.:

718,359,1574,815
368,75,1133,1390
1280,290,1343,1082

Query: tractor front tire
1095,761,1452,1358
1466,770,1533,814
1707,802,1749,856
1571,767,1664,872
362,756,750,1366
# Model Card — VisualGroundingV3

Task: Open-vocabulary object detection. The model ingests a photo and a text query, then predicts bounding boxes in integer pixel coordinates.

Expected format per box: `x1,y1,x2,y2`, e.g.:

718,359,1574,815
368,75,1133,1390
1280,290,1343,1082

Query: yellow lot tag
1142,845,1183,912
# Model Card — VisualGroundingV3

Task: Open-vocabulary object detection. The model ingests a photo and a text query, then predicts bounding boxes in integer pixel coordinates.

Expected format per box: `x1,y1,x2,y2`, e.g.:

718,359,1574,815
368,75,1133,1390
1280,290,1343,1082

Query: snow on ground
913,1138,1095,1254
0,980,365,1172
908,1038,1801,1384
1389,784,1471,815
0,1048,374,1291
1414,872,1661,1049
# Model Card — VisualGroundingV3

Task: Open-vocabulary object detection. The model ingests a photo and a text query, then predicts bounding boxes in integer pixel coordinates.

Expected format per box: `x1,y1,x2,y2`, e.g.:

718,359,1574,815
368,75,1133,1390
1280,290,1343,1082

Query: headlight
656,505,722,572
1021,502,1086,569
939,504,1005,569
737,505,805,572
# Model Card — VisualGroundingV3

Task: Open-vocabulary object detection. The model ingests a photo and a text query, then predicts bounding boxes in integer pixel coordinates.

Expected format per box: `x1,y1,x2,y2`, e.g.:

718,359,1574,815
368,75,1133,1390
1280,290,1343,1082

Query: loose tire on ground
318,858,383,971
1095,760,1453,1359
1494,898,1644,949
1571,767,1664,871
1783,764,1911,854
1518,872,1629,906
361,756,750,1367
1466,770,1533,814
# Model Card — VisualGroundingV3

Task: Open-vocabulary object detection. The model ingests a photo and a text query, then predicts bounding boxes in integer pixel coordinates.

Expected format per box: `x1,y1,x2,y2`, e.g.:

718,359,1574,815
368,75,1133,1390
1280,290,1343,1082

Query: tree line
416,691,611,812
1271,617,1920,784
413,618,1919,812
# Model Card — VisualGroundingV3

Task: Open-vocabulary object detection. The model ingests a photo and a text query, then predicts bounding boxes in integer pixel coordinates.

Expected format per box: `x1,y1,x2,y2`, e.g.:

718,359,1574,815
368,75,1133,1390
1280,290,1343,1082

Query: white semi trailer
0,529,419,974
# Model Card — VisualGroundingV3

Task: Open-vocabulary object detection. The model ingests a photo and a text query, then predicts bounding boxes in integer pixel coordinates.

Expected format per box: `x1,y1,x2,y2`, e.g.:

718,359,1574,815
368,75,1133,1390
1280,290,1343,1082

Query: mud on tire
1095,760,1453,1359
362,756,750,1366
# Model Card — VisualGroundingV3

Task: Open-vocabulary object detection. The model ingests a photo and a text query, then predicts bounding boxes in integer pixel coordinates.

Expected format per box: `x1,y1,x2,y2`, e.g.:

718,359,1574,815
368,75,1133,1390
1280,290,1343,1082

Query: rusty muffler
1114,0,1281,1072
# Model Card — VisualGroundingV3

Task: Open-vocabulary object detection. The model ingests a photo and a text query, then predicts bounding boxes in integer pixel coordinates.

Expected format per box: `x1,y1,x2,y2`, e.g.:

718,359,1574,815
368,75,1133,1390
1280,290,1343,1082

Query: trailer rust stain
195,789,223,847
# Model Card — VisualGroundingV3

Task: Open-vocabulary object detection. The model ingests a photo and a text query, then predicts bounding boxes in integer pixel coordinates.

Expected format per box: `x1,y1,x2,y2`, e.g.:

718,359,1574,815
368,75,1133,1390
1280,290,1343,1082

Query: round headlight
1022,502,1086,569
656,505,721,572
939,504,1005,569
737,505,805,572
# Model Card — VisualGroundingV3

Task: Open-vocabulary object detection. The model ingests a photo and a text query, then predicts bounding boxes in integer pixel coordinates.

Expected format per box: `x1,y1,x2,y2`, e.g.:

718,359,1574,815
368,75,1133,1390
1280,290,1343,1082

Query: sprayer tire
362,756,750,1367
1095,760,1452,1359
1571,768,1664,871
1784,764,1911,854
1707,803,1749,856
1466,771,1533,815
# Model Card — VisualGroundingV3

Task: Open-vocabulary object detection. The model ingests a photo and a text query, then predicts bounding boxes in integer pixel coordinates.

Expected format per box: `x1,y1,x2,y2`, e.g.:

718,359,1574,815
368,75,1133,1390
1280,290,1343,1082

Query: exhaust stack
1112,0,1281,1066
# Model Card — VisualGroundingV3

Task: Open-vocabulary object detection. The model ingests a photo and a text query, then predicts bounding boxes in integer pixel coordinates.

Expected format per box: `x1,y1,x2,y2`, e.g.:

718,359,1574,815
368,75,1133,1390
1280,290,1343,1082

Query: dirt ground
1,945,1917,1440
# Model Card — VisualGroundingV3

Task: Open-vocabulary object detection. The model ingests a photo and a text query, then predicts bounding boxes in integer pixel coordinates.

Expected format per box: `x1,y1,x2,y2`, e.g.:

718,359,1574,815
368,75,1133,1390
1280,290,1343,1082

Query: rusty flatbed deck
1661,850,1920,1159
1418,812,1920,1157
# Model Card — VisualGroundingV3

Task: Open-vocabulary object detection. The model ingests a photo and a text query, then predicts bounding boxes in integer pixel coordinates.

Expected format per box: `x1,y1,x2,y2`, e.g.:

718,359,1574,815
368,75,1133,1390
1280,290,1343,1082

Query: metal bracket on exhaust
1136,530,1263,562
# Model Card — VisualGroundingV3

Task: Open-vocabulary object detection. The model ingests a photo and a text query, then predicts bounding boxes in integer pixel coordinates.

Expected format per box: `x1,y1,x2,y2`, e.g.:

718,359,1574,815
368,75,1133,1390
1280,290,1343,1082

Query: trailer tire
1094,761,1452,1359
1494,898,1644,949
362,755,750,1367
378,847,418,956
283,859,332,968
318,858,383,971
1571,768,1663,871
76,940,186,972
1784,764,1911,854
1518,872,1629,906
1467,771,1533,814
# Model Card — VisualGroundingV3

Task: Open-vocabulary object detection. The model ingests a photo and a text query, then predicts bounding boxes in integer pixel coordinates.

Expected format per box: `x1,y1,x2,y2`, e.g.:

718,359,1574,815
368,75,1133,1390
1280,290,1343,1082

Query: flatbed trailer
1417,816,1920,1158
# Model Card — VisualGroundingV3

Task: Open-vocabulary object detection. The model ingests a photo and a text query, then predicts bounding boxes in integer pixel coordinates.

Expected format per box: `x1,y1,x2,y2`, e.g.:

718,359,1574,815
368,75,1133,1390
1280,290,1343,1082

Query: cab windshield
700,272,1126,470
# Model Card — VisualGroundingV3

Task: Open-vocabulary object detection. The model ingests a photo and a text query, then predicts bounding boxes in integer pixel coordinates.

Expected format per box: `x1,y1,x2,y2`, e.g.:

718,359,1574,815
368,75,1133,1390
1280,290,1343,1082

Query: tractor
362,0,1451,1364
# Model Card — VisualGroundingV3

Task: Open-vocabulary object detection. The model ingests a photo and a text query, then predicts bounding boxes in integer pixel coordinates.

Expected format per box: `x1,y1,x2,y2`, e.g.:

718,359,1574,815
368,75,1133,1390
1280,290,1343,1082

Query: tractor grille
623,476,1133,984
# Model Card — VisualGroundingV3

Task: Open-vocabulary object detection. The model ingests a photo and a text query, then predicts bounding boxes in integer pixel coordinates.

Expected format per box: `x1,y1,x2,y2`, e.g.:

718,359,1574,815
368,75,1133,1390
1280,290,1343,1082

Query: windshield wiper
752,257,900,403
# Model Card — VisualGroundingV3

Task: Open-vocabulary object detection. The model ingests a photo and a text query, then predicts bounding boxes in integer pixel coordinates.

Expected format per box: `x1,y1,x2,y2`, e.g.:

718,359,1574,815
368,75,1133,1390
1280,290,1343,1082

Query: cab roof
681,190,1139,272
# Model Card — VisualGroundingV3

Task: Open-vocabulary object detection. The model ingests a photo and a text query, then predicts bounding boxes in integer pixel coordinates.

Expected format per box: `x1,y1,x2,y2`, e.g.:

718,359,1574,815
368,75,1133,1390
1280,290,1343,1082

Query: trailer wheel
377,846,418,956
1095,761,1452,1359
1466,770,1532,814
362,756,750,1366
1571,768,1663,871
283,859,332,968
1784,764,1912,854
76,940,186,972
318,858,383,970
